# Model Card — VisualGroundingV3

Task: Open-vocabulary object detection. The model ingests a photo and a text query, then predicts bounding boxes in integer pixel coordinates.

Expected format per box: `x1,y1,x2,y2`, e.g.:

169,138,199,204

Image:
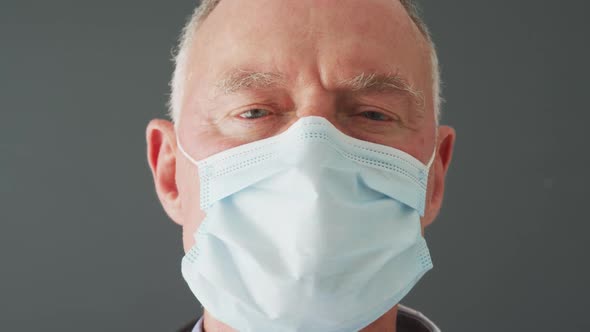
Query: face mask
178,116,435,332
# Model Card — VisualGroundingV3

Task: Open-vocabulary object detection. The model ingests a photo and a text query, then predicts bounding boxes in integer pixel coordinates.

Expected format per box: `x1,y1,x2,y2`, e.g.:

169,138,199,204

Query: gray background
1,1,588,331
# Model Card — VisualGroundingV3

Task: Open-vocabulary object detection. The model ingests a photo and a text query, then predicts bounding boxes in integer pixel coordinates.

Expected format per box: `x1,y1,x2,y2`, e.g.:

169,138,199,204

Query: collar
190,305,440,332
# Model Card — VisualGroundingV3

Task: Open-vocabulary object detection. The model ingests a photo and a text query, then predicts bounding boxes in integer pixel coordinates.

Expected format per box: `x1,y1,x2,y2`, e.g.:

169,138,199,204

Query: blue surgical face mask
177,116,435,332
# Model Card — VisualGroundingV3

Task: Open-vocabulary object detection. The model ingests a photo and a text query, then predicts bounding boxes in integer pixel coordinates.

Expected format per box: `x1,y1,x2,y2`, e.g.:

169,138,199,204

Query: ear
146,119,184,226
423,125,456,227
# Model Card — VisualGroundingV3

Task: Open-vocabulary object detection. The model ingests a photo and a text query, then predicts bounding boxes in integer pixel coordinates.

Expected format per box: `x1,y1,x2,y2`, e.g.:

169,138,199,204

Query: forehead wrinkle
338,72,425,114
215,69,286,95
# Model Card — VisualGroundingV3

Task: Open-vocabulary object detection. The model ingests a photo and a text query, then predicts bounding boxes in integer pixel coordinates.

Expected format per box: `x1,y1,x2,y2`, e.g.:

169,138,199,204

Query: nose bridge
294,84,338,122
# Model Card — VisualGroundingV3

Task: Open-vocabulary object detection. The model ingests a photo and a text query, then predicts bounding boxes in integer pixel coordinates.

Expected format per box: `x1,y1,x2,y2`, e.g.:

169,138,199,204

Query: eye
360,110,392,122
238,108,271,120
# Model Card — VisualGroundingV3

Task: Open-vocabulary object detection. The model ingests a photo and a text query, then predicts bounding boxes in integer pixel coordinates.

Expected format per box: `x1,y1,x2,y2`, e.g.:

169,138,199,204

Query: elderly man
146,0,455,331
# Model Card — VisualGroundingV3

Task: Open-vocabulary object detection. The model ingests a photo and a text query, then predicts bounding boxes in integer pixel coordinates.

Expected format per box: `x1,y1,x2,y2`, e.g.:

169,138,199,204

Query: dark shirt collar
180,304,440,332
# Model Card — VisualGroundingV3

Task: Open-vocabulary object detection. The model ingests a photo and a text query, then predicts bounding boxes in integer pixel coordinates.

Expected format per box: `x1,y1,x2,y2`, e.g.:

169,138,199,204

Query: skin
146,0,455,331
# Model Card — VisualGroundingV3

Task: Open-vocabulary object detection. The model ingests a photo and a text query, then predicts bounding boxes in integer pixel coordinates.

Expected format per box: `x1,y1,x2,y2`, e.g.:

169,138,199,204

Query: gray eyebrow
337,72,426,113
215,69,286,95
214,69,425,117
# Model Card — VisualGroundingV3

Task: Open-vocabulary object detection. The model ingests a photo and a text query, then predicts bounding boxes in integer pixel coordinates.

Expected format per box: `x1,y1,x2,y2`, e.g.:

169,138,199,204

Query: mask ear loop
176,135,200,166
425,131,438,170
174,116,201,166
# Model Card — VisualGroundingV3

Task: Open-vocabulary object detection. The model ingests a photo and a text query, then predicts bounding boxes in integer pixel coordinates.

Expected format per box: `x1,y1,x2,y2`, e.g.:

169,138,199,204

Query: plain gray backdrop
1,1,589,331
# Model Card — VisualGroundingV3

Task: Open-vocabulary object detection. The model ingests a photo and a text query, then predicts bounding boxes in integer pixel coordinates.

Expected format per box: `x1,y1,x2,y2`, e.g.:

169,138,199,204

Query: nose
290,87,359,138
294,88,338,122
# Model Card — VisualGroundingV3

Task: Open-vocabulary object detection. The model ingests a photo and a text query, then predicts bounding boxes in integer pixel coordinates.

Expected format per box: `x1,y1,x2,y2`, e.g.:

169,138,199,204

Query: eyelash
234,107,400,124
237,108,273,120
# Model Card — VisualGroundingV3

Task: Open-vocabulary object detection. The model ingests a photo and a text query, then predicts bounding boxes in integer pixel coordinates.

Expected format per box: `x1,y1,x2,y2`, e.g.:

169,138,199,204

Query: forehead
185,0,432,108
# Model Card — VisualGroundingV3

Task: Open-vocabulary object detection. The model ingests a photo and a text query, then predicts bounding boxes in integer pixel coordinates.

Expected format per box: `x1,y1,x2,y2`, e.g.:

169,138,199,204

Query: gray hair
168,0,442,124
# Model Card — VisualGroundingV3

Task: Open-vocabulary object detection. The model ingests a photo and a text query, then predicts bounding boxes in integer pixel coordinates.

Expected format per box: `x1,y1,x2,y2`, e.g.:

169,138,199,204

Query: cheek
177,157,207,253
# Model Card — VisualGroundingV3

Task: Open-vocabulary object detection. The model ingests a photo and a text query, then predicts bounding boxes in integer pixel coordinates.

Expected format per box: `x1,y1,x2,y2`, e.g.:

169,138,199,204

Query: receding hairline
169,0,442,124
188,0,433,44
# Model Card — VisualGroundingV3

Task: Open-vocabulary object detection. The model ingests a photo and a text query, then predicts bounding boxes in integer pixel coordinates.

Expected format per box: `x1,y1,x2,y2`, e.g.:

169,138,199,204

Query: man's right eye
238,109,271,120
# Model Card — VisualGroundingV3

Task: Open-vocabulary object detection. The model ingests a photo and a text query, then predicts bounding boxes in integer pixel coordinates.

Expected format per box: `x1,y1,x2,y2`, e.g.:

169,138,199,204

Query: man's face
147,0,455,253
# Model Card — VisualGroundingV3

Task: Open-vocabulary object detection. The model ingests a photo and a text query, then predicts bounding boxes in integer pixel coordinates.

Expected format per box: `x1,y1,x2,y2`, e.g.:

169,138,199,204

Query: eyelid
239,108,271,119
356,105,402,121
230,104,276,118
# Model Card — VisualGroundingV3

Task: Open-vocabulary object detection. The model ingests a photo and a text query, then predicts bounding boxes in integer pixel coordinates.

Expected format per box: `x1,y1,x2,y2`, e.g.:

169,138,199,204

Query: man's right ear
146,119,183,226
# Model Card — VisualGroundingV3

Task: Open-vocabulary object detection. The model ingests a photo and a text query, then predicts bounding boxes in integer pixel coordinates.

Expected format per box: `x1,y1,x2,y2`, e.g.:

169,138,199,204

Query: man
146,0,455,331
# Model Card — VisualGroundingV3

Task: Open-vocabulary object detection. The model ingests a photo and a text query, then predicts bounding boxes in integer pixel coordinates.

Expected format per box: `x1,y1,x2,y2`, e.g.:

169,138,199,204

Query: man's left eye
238,109,271,119
360,111,392,122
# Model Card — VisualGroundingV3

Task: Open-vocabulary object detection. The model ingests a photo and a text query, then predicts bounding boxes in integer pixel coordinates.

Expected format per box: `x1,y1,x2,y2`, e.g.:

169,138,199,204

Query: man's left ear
423,125,456,227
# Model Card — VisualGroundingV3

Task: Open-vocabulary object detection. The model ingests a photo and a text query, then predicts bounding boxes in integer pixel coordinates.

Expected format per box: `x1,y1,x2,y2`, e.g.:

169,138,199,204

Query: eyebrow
215,69,286,95
214,69,425,116
337,72,426,113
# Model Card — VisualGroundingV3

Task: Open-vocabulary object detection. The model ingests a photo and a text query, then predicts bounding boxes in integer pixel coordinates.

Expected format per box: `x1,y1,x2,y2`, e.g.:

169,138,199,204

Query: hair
168,0,442,124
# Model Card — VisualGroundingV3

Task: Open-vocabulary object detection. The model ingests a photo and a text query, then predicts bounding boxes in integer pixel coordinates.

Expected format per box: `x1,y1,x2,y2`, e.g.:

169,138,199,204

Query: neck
202,305,398,332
